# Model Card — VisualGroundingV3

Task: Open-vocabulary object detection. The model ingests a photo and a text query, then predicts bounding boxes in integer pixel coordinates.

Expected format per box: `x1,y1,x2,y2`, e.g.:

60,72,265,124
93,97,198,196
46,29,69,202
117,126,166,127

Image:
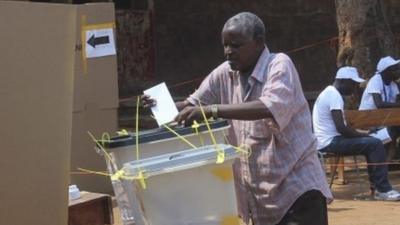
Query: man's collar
228,46,271,82
249,46,270,83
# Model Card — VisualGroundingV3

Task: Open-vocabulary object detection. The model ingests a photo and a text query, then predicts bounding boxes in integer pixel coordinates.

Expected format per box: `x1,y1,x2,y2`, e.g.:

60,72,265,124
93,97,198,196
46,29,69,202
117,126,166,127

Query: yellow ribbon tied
137,170,147,189
198,102,225,164
111,170,125,181
101,132,111,145
216,146,225,164
116,129,129,136
191,120,205,146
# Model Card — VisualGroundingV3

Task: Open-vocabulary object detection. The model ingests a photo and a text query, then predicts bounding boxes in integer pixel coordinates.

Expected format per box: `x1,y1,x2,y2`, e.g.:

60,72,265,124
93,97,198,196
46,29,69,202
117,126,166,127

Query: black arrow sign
87,34,110,48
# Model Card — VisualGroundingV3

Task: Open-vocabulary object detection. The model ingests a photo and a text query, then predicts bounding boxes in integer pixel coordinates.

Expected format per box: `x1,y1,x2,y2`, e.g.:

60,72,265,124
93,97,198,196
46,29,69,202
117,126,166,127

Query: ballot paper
370,128,392,144
144,82,178,126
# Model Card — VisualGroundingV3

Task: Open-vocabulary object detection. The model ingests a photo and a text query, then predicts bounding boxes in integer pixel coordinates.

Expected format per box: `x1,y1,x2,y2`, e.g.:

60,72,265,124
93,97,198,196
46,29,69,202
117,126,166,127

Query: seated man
359,56,400,154
313,66,400,201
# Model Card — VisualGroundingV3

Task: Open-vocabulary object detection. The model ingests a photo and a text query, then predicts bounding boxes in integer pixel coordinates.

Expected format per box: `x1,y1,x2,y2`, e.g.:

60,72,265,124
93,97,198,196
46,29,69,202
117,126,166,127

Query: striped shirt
187,47,332,225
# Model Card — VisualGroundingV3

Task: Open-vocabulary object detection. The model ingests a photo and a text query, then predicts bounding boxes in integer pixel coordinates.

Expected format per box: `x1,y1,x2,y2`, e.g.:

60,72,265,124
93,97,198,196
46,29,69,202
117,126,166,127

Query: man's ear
254,36,265,50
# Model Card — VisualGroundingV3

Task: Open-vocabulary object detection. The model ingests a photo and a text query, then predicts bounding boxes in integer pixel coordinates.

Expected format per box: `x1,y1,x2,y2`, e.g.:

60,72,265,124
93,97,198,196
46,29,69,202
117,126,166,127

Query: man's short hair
223,12,265,41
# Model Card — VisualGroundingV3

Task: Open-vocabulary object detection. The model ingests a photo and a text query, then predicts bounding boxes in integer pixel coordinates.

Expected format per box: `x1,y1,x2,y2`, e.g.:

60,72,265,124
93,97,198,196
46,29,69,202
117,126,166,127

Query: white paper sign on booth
85,28,116,58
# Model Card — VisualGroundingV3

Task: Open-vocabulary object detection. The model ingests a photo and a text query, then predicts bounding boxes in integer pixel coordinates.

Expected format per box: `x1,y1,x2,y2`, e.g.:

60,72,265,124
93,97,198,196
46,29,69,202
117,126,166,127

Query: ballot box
120,144,241,225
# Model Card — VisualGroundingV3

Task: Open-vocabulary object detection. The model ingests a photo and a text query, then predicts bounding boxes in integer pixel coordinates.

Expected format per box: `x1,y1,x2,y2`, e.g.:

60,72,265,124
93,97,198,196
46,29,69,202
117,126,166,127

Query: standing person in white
313,66,400,201
359,56,400,153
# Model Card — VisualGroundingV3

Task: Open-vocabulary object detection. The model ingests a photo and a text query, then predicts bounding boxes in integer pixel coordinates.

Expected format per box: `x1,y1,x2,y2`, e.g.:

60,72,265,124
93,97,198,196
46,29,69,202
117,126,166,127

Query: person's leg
323,136,392,192
276,190,327,225
388,126,400,142
388,126,400,159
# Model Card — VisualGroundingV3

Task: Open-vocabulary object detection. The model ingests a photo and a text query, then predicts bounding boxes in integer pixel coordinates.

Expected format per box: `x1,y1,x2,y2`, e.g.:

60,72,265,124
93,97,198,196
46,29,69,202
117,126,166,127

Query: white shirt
359,74,400,110
312,86,343,150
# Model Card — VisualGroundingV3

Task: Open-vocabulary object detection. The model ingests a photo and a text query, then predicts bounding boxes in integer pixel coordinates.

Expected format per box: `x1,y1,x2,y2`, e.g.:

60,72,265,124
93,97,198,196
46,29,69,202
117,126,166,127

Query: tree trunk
335,0,398,78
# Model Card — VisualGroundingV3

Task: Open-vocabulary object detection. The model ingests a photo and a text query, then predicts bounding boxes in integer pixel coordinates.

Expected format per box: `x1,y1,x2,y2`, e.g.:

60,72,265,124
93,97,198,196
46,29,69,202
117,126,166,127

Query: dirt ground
327,170,400,225
113,170,400,225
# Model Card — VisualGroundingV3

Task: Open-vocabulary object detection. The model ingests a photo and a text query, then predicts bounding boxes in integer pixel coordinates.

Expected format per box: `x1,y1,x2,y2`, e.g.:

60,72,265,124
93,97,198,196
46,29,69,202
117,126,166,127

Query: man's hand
141,94,156,108
175,105,211,126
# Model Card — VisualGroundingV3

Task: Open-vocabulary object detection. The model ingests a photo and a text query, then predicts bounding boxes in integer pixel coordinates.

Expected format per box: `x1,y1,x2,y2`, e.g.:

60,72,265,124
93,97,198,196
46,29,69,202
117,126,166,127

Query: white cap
335,66,365,83
377,56,400,73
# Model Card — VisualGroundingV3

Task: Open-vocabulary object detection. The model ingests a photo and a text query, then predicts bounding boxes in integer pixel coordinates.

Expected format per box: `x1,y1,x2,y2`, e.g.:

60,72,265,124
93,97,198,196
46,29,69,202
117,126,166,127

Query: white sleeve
393,83,400,96
366,75,383,94
329,90,344,111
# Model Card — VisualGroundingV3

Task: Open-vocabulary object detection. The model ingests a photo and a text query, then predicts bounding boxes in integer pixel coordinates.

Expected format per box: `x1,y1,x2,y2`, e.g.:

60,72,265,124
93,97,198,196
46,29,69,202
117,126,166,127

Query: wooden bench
345,108,400,129
329,108,400,184
69,191,114,225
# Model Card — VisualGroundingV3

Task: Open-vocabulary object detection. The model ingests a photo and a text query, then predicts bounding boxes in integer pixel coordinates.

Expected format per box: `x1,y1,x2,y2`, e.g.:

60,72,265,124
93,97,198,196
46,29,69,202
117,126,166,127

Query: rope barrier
285,36,338,54
119,32,400,103
70,160,400,175
323,161,400,167
118,36,341,103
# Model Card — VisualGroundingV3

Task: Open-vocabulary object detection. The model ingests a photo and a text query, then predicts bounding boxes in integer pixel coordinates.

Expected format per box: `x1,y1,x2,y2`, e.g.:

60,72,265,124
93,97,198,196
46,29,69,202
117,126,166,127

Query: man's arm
214,100,271,120
175,100,193,111
372,93,400,108
331,110,368,138
175,100,272,126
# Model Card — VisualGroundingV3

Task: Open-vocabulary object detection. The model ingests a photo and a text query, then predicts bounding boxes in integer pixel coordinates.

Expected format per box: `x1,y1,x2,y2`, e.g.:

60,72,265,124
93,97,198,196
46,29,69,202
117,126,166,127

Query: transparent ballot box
117,144,240,225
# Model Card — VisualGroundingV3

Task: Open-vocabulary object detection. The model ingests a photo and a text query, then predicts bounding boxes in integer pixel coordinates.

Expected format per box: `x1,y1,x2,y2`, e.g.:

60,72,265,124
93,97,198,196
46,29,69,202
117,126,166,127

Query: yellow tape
111,170,125,181
78,168,111,177
87,131,114,165
85,126,147,189
198,102,225,164
101,132,111,145
134,96,147,189
83,22,116,31
70,170,108,175
79,167,147,189
191,120,205,146
223,132,252,157
216,146,225,164
234,144,252,157
81,15,88,75
137,170,147,189
135,96,140,160
112,169,147,189
116,129,129,136
161,122,198,149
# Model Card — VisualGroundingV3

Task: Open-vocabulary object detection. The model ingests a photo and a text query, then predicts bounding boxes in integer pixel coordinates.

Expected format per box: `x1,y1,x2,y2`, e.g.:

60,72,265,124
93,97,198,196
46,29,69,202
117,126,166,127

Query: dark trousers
320,135,392,192
388,126,400,143
276,190,327,225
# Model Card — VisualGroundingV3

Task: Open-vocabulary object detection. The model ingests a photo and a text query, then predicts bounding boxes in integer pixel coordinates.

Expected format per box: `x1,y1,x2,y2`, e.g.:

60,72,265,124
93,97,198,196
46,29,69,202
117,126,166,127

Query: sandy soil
327,170,400,225
113,170,400,225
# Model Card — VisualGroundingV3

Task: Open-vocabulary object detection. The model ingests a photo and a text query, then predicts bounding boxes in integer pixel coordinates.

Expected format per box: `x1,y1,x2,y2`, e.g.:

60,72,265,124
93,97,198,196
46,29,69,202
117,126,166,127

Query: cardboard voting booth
0,2,118,225
0,2,76,225
70,2,119,194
